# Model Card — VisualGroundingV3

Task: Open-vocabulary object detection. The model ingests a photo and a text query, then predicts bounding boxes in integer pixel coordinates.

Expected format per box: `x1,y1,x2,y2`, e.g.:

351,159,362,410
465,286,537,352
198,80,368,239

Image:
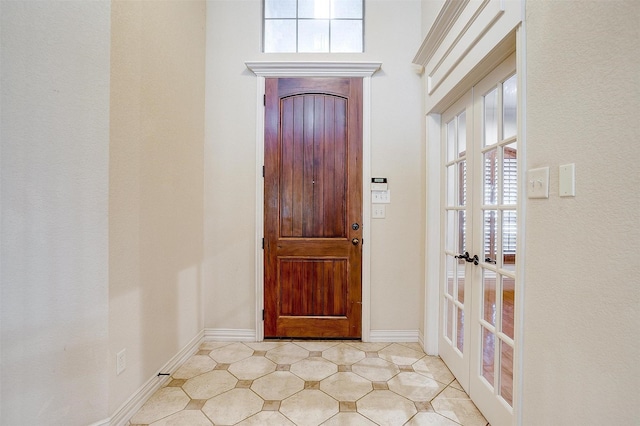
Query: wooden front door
264,77,363,338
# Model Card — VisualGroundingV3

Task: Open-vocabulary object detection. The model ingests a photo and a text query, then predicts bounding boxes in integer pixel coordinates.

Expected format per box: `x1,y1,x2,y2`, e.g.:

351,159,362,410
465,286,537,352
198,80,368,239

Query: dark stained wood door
264,77,363,338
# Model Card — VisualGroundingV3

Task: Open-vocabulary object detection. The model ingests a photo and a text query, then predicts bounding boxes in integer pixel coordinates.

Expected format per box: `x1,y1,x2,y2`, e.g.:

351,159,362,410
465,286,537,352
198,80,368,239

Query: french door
439,54,518,426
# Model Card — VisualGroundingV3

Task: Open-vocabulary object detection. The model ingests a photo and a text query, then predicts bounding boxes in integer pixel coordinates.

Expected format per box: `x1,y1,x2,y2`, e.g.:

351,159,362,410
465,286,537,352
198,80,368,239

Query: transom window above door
263,0,364,53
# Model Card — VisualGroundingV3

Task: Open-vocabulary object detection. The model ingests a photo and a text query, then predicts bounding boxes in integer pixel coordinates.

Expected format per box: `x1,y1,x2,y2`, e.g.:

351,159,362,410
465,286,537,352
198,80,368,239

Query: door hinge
263,94,266,106
262,238,264,249
262,165,265,178
262,309,265,321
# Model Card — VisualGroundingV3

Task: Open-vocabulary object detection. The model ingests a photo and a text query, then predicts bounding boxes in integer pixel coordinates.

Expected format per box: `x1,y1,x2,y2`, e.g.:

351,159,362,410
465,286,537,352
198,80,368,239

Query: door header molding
245,61,382,77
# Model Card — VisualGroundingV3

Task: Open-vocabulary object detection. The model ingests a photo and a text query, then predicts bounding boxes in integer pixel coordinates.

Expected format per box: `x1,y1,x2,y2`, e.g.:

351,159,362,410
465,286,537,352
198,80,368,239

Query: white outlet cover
372,204,386,218
527,167,549,199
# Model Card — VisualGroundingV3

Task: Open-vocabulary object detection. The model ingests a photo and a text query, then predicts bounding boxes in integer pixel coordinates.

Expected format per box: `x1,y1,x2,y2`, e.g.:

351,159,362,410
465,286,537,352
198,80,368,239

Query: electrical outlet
116,349,126,375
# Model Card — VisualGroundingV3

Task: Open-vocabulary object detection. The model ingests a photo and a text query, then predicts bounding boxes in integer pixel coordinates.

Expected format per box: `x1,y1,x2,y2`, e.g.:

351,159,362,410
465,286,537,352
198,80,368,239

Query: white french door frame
245,61,381,343
424,27,527,425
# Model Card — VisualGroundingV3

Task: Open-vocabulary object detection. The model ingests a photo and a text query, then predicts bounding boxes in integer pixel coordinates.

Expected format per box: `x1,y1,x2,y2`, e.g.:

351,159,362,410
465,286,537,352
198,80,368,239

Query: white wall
109,0,206,414
204,0,425,335
0,1,111,424
522,1,640,424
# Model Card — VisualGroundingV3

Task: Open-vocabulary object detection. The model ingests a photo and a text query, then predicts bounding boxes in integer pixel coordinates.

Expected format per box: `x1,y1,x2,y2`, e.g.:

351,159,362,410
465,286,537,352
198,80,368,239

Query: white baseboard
369,329,421,343
88,418,110,426
108,330,205,426
204,328,256,341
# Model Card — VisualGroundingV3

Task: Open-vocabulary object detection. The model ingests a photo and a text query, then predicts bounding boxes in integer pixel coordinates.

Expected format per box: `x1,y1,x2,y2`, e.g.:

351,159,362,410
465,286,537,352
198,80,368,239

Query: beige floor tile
320,372,373,401
235,411,296,425
171,355,216,380
129,387,190,425
449,379,464,391
293,341,340,351
280,389,339,426
228,355,276,380
431,386,488,426
398,342,427,353
149,409,213,426
199,341,232,351
388,372,447,402
405,412,463,425
322,343,366,365
357,390,418,426
352,357,400,382
290,357,337,381
201,388,263,425
413,356,455,385
321,412,378,425
208,342,254,364
251,371,305,400
181,370,237,399
379,343,425,365
243,341,288,351
345,341,391,352
265,343,310,364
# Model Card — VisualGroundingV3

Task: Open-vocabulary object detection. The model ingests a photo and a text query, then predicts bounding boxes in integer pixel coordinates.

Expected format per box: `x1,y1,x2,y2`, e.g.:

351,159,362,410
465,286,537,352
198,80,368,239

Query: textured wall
109,0,206,414
0,1,111,424
522,1,640,424
203,0,425,335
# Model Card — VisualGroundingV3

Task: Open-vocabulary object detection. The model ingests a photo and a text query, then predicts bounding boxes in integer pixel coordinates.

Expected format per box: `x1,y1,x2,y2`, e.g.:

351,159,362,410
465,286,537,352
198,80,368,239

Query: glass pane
446,119,456,162
500,340,514,406
484,88,498,146
446,300,454,341
446,255,454,296
298,19,330,52
503,74,517,139
264,19,297,52
330,20,362,53
457,307,464,353
458,160,467,206
502,210,517,270
502,275,515,339
299,0,330,18
457,111,466,157
332,0,363,18
483,210,497,263
502,142,517,205
482,327,495,386
446,165,455,206
483,149,497,205
456,259,465,303
445,210,455,252
458,210,466,254
483,269,496,326
265,0,296,18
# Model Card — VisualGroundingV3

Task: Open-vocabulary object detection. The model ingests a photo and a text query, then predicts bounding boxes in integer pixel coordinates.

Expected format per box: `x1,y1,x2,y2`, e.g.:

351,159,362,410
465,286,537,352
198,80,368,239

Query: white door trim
245,61,382,342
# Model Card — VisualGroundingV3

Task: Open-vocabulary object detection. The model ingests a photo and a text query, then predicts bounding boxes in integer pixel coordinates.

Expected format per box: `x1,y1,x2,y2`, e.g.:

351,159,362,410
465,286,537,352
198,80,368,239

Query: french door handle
455,252,479,265
485,257,497,264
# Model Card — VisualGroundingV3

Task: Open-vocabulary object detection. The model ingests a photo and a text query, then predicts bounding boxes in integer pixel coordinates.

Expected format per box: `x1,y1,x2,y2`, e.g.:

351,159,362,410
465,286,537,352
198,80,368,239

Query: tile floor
128,341,488,426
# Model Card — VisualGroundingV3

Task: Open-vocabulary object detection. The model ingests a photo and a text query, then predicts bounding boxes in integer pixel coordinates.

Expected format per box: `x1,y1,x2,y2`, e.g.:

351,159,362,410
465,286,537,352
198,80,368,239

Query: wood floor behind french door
440,54,518,426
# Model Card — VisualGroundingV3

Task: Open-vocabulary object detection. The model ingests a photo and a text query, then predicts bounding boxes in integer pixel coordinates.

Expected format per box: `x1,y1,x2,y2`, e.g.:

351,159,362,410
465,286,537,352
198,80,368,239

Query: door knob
351,238,360,246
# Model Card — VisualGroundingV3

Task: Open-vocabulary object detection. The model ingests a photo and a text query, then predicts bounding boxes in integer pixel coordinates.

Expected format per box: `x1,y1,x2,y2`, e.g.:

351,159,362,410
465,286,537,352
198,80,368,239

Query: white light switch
372,204,386,219
372,189,391,204
559,163,575,197
527,167,549,199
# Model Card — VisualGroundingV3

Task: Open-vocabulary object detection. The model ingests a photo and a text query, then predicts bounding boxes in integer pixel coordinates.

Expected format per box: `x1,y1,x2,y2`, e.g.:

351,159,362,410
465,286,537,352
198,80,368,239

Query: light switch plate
372,189,391,204
372,204,386,218
559,163,575,197
527,167,549,199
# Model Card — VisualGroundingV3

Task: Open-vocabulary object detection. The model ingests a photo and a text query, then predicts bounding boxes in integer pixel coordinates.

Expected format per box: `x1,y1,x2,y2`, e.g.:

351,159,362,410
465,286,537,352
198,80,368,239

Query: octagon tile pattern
128,341,488,426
